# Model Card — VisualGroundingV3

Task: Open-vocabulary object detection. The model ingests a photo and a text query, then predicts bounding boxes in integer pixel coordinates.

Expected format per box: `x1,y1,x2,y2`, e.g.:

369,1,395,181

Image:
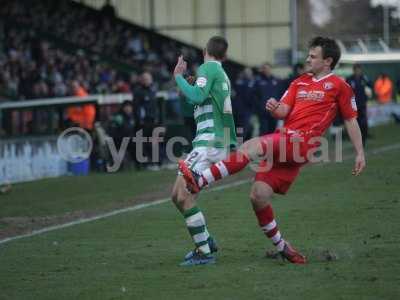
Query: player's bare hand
265,98,280,112
173,55,187,77
352,153,366,176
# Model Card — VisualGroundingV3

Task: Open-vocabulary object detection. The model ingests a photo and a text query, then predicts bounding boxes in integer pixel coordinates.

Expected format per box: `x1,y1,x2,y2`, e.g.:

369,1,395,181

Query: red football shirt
280,73,358,136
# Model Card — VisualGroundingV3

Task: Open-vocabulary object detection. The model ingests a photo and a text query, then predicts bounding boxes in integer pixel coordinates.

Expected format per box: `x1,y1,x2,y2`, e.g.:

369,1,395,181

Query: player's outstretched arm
175,75,208,104
265,98,291,119
173,56,208,105
344,118,366,176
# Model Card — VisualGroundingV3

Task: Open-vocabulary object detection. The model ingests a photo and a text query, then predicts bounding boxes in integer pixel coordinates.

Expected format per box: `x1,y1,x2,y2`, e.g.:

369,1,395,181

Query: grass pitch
0,124,399,299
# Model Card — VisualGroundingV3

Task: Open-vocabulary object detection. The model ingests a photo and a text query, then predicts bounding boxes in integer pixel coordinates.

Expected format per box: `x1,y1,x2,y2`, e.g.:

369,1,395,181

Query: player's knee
249,188,261,203
239,139,253,155
239,137,263,159
171,191,189,207
171,191,179,204
249,184,272,204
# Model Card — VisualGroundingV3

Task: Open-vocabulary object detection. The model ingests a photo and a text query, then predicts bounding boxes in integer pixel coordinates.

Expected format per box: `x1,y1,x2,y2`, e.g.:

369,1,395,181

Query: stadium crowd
0,0,203,101
0,0,202,101
0,0,289,134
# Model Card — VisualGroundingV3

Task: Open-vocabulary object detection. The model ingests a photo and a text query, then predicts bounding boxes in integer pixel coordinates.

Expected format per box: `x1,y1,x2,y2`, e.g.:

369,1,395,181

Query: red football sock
255,204,285,251
200,151,250,186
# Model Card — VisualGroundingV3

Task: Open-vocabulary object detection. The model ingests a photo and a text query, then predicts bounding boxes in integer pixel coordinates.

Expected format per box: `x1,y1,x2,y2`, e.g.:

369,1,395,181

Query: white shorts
182,147,228,174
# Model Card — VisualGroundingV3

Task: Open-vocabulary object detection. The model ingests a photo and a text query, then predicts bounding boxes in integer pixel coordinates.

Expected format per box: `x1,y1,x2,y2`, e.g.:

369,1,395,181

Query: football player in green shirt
171,36,237,266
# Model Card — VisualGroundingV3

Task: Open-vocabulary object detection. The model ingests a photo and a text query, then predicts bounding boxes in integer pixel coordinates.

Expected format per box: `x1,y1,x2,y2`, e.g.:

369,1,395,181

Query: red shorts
254,130,317,194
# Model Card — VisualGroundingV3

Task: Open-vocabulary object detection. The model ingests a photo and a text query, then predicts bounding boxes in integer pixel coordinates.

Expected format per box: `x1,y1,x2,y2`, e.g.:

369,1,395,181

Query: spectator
280,63,305,95
81,104,96,130
133,72,161,168
32,80,50,98
113,78,131,93
108,100,139,169
254,63,281,135
346,64,371,145
134,72,158,123
72,80,88,97
233,67,256,141
374,73,393,104
66,80,96,130
53,75,67,97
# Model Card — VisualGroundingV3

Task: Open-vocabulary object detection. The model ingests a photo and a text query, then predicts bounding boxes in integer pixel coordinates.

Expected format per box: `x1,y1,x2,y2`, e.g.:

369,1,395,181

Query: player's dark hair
309,37,341,70
206,36,228,60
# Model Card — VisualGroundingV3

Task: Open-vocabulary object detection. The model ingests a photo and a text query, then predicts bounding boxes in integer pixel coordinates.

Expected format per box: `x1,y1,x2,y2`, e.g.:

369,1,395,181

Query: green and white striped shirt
191,61,237,149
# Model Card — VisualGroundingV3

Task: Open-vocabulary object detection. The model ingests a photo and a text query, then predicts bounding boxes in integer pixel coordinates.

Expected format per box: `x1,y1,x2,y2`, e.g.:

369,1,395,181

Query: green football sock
183,206,211,255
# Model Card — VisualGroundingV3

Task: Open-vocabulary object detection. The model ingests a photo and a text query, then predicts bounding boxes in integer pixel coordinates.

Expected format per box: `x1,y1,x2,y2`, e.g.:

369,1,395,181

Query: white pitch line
370,143,400,154
1,142,399,246
0,179,251,245
0,198,170,245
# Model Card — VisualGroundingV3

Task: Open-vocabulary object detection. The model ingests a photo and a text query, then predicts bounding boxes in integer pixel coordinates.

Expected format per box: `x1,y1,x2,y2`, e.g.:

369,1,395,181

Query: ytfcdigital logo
57,126,345,173
57,127,93,163
57,126,191,172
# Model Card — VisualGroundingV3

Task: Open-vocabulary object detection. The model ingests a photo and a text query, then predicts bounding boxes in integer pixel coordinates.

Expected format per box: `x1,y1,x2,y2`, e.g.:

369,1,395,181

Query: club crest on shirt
196,77,207,88
323,82,334,90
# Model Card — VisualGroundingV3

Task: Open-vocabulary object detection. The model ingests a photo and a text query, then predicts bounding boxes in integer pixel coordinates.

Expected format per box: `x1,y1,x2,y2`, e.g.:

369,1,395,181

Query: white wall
0,139,68,184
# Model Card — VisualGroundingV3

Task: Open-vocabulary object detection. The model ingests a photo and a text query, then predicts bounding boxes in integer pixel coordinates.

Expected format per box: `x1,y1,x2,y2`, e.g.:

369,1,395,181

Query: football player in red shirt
179,37,366,264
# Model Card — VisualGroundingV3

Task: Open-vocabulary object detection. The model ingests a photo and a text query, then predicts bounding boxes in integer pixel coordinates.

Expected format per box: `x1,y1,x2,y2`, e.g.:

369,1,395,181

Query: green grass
1,123,398,219
0,124,399,299
0,169,176,218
